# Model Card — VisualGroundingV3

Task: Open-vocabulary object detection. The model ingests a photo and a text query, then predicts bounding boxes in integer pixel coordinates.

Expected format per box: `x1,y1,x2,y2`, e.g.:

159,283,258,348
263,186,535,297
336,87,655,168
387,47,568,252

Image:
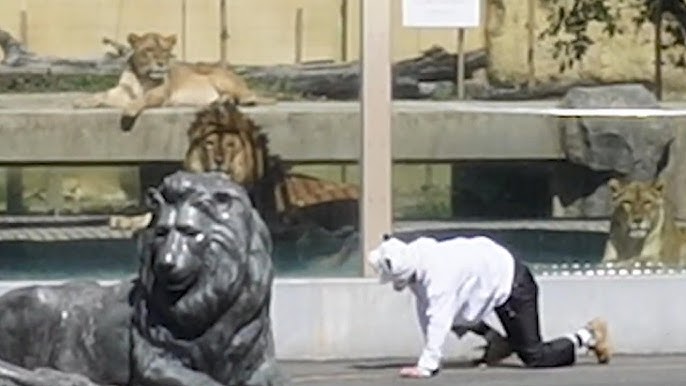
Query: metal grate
0,217,613,242
0,215,132,241
0,226,131,241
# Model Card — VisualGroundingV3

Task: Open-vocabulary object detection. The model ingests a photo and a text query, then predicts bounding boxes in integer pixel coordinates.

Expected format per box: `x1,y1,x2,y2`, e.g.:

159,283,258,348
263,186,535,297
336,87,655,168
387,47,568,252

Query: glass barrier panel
386,0,686,274
16,166,141,215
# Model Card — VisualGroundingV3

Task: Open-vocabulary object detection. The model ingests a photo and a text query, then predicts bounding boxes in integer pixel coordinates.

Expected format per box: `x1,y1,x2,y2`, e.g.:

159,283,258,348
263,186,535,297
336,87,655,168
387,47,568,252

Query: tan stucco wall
2,0,685,92
487,0,686,95
0,0,486,65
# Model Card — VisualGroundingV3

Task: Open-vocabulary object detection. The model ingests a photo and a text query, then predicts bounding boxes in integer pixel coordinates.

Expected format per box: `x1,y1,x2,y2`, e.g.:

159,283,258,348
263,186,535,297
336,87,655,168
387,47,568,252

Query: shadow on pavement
348,359,485,371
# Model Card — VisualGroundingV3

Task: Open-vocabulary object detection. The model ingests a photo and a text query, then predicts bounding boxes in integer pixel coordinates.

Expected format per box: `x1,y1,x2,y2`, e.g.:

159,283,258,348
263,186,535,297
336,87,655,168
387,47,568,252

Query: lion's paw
109,213,151,231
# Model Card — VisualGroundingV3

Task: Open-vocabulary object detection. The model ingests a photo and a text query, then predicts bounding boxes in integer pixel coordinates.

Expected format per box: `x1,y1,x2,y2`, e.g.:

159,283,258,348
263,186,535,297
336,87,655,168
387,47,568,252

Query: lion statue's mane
130,171,283,386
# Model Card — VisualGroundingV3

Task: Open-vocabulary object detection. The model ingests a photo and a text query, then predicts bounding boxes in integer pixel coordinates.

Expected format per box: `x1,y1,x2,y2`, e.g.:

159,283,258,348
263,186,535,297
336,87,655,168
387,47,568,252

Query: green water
0,229,608,281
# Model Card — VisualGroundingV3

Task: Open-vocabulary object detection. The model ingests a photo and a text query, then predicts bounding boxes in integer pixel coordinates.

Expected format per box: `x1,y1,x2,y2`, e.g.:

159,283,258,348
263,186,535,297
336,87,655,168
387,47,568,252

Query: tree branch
662,0,686,30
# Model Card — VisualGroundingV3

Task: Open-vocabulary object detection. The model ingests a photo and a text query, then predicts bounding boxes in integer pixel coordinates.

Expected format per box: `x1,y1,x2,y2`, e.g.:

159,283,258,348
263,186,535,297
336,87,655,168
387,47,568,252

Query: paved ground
282,355,686,385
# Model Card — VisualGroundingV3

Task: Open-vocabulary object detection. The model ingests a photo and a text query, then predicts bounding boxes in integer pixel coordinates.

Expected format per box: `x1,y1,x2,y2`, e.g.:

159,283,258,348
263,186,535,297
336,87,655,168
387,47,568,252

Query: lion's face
148,200,212,293
131,172,278,386
197,130,255,182
127,32,176,81
184,101,265,187
138,172,271,337
609,178,665,239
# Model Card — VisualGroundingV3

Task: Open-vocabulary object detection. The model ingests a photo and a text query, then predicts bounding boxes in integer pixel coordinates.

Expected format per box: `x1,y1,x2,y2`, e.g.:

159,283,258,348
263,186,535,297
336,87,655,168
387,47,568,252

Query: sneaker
586,318,612,364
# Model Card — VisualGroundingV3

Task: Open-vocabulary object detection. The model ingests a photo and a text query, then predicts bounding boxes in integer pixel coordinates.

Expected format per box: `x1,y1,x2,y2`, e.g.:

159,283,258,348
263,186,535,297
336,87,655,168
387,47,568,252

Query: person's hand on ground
399,366,435,378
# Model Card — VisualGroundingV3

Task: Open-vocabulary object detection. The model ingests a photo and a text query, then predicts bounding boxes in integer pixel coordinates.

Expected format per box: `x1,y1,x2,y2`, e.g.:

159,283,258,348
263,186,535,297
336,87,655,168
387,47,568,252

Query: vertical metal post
219,0,228,65
654,0,663,101
456,28,465,99
295,8,304,63
6,168,24,215
181,0,187,61
19,0,28,45
361,0,392,277
340,0,349,62
526,0,536,88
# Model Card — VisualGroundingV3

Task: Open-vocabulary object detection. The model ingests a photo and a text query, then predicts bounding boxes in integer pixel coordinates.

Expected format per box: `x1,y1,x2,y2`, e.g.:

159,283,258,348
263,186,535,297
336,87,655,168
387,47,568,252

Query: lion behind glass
0,172,286,386
602,178,686,267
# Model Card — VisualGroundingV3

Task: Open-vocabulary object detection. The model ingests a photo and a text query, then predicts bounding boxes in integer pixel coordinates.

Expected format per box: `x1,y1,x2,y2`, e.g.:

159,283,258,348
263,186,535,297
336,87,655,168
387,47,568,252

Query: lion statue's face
609,178,665,239
184,101,266,187
137,172,272,338
131,171,281,386
127,32,176,81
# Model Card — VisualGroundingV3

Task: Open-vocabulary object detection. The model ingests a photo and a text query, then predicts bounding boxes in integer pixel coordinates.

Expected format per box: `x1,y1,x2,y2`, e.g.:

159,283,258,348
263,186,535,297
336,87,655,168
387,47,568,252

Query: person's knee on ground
482,328,513,364
456,322,514,365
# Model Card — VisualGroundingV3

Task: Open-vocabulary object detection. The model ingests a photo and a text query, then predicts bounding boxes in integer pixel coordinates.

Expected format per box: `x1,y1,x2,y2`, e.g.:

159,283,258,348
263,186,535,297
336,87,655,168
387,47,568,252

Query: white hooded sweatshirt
368,236,515,371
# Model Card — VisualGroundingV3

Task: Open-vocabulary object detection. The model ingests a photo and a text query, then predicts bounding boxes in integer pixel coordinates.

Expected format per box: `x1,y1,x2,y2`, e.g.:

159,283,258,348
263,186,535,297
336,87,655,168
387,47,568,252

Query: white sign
402,0,481,28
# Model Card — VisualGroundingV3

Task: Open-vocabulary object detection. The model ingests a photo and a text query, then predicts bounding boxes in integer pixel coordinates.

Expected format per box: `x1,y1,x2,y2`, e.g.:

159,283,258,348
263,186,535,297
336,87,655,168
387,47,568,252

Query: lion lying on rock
0,171,286,386
73,32,275,131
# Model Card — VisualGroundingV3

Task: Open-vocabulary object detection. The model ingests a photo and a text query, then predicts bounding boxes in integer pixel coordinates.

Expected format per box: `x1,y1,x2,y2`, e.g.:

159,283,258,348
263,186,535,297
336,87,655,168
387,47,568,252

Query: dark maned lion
183,101,360,235
183,99,267,188
0,171,285,386
110,100,360,236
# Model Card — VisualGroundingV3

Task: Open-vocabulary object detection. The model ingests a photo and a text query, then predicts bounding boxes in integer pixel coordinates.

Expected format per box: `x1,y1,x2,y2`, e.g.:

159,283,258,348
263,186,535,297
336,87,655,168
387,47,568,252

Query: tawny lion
602,178,686,267
73,32,275,130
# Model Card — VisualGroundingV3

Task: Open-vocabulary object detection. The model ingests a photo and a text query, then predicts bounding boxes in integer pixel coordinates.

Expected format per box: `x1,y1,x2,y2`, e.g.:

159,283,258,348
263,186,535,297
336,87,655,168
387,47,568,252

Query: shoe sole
588,318,612,364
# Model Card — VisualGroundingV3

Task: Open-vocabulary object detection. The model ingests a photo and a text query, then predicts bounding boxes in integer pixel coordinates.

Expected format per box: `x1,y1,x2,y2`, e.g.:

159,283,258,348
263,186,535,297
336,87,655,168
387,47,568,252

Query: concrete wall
0,97,563,216
0,0,487,65
0,275,684,360
273,275,686,359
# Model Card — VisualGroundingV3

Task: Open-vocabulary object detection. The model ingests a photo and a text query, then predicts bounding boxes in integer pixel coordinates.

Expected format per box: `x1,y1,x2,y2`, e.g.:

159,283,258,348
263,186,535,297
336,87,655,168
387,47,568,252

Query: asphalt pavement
282,355,686,386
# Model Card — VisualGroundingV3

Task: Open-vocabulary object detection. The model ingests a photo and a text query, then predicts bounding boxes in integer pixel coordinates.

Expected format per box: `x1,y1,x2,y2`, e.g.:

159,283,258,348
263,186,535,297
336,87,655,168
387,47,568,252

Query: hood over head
367,236,420,291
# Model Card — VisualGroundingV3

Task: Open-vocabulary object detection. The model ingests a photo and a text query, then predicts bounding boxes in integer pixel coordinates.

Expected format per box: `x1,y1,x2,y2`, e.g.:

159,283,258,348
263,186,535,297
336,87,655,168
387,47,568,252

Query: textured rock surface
553,84,675,217
486,0,686,98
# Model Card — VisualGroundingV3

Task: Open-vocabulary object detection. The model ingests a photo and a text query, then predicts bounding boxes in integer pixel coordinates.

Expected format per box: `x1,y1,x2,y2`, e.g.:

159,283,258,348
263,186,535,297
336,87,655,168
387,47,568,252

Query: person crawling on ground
367,234,613,379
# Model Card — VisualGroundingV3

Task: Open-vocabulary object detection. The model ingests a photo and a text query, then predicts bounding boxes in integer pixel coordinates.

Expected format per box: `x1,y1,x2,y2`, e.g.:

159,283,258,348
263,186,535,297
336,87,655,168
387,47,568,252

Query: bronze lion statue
0,171,286,386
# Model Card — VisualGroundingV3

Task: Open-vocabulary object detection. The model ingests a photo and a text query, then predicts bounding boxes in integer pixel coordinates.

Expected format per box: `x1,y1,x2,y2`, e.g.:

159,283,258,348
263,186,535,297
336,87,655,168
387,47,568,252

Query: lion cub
602,178,686,267
73,32,274,128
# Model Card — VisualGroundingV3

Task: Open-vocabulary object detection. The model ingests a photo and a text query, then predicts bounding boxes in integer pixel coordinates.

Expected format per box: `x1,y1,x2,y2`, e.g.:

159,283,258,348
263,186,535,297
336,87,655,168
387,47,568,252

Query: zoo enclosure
2,0,686,280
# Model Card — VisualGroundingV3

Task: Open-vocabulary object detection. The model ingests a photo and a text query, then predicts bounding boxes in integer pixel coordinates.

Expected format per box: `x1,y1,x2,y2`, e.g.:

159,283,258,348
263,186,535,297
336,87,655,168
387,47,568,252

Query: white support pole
360,0,392,277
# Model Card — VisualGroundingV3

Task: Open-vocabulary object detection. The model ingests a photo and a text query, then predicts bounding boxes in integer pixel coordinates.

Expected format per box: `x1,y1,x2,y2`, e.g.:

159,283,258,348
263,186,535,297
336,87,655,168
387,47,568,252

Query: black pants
492,258,576,368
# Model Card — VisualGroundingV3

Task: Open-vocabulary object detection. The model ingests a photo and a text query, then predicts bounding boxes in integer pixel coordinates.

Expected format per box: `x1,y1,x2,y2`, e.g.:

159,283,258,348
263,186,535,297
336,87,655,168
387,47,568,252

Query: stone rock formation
553,84,674,217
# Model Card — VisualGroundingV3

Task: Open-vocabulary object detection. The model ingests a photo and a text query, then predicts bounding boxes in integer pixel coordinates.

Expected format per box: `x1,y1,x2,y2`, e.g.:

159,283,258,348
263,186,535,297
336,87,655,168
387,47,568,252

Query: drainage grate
0,226,132,241
0,215,133,241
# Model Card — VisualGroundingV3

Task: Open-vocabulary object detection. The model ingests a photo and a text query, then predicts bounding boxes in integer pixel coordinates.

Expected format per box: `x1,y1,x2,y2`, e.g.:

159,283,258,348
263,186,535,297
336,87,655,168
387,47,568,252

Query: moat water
0,228,608,280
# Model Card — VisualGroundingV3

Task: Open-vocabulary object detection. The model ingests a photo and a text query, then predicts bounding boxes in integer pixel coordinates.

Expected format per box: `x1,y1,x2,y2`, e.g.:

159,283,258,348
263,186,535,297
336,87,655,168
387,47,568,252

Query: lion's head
127,32,176,82
131,171,281,385
134,171,272,338
184,100,267,188
608,178,666,239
